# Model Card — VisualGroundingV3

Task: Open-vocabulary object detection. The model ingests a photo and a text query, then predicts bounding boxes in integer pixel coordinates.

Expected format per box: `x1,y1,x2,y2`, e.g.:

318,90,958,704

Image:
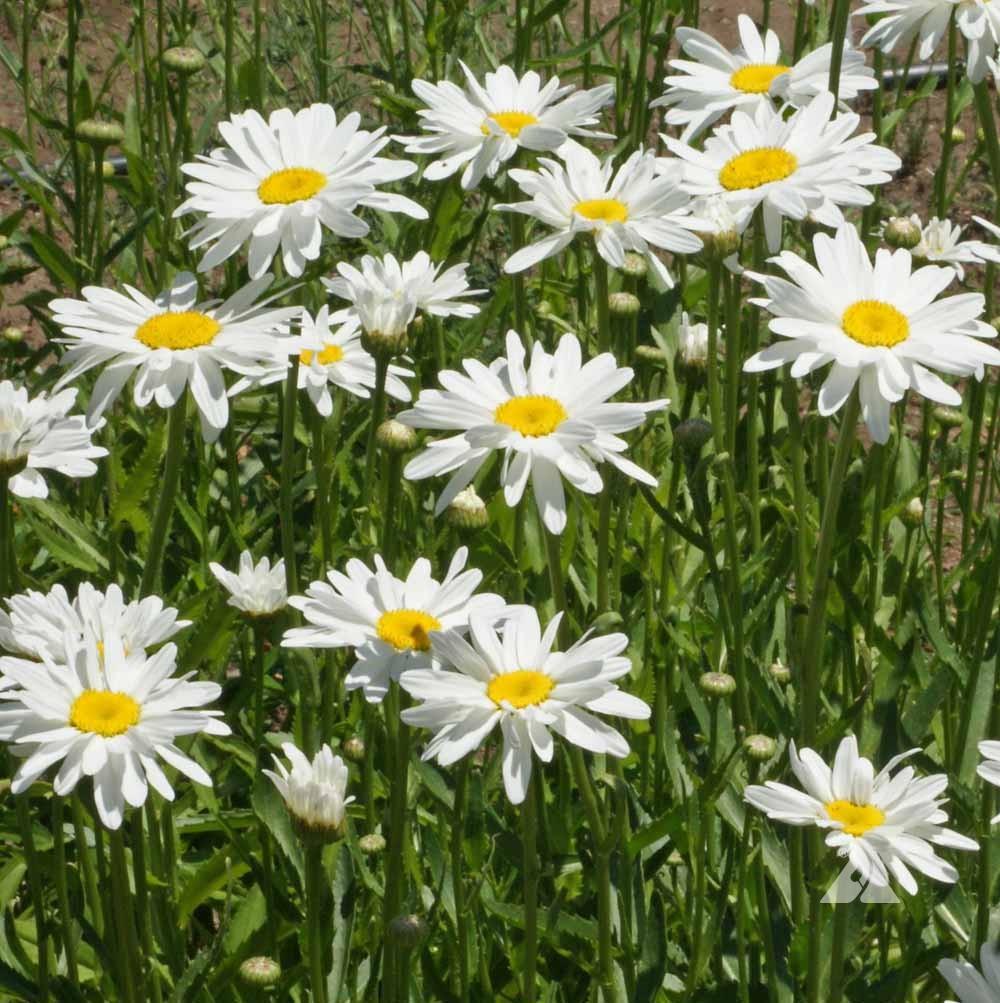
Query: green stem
130,811,162,1003
51,798,79,986
14,795,50,1001
139,394,187,596
280,361,301,596
108,827,140,1003
521,774,538,1003
593,251,611,354
935,15,958,216
305,843,328,1003
72,795,104,937
829,902,851,1003
451,763,471,1003
364,357,390,495
826,0,851,104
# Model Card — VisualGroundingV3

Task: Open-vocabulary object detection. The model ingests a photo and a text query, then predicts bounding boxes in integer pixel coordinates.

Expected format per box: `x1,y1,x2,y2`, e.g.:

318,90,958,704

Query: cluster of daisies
3,4,1000,997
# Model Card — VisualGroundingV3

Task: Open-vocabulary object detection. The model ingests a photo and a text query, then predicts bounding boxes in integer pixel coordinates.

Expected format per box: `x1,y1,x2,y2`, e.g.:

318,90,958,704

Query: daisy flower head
395,62,614,191
743,222,1000,444
0,382,106,498
976,740,1000,821
264,742,354,841
744,734,977,894
651,14,876,141
939,945,1000,1003
50,272,299,442
399,330,667,535
399,606,650,804
281,547,506,704
677,311,710,369
497,142,706,288
661,91,900,251
971,215,1000,264
290,307,412,416
0,633,229,829
857,0,1000,84
0,582,189,668
175,104,428,278
210,551,287,618
908,214,986,279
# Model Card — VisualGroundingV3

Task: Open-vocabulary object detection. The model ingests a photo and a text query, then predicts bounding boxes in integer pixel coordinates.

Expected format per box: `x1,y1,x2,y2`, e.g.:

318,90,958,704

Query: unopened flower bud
376,418,417,453
699,671,736,698
2,326,24,344
608,292,640,317
591,611,624,633
673,417,713,457
0,235,9,252
163,46,207,75
769,660,791,685
676,311,709,377
101,160,116,179
634,344,666,366
902,496,924,528
76,118,124,147
947,126,966,144
342,736,366,762
883,216,922,250
359,833,386,854
389,913,428,949
445,485,489,529
932,405,964,430
622,252,648,279
239,956,281,989
743,734,777,761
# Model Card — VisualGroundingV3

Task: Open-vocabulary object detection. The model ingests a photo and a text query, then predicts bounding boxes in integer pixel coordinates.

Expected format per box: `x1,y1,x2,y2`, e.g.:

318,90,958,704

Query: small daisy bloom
744,734,977,893
50,272,299,443
497,143,706,288
395,62,614,190
743,223,1000,443
651,14,876,141
399,330,667,534
399,607,650,804
677,311,710,368
939,945,1000,1003
661,91,900,251
909,214,986,279
290,307,412,417
264,742,354,840
281,547,506,704
0,633,229,829
175,104,427,277
0,382,106,498
0,582,188,668
857,0,1000,84
210,551,287,618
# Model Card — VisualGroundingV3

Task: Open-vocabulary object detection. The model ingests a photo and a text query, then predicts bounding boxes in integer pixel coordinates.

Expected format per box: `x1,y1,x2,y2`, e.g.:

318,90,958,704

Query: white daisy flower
496,142,706,288
651,15,876,141
743,222,1000,443
857,0,1000,84
660,91,901,251
939,945,1000,1003
394,62,614,191
0,382,106,498
399,607,650,804
0,633,229,829
263,741,354,839
971,215,1000,264
281,547,506,704
0,582,189,668
678,311,710,367
50,272,299,443
907,214,986,278
209,551,287,618
289,307,412,417
744,734,977,894
976,740,1000,821
175,104,428,277
399,330,667,535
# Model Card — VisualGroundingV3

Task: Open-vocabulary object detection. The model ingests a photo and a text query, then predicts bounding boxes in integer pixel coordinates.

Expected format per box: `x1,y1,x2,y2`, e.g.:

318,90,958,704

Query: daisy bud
883,216,922,250
445,485,489,530
76,118,124,147
743,734,777,762
239,956,282,990
609,292,640,317
536,300,555,319
634,344,666,366
699,671,736,698
101,160,116,179
677,312,709,381
932,406,965,430
376,418,417,453
622,252,648,280
163,46,207,75
389,914,428,950
2,326,24,344
0,235,9,251
673,417,713,457
769,660,791,685
359,833,386,854
945,126,966,144
902,497,925,528
342,735,366,762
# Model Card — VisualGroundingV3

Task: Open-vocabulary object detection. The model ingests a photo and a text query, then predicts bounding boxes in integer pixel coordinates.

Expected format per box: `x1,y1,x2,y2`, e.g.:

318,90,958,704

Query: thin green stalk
593,251,611,353
14,795,50,1001
279,361,301,596
364,356,390,495
305,843,328,1003
829,902,851,1003
826,0,851,104
383,687,412,1003
129,811,162,1003
72,795,104,937
521,774,539,1003
108,827,140,1003
140,395,187,596
800,391,861,745
935,15,958,217
867,444,888,635
51,798,79,986
451,762,471,1003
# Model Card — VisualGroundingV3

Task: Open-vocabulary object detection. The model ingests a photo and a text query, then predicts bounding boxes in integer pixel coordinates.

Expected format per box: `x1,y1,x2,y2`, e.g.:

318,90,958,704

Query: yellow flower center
841,300,910,348
494,395,568,437
573,198,629,223
481,111,539,138
300,344,345,366
825,799,886,836
488,670,555,709
257,167,327,205
729,63,790,94
69,690,141,737
719,147,798,191
135,311,221,351
376,609,442,652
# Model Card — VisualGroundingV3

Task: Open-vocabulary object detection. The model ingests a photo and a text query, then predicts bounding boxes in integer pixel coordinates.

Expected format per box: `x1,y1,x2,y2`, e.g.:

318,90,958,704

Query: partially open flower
264,742,354,843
